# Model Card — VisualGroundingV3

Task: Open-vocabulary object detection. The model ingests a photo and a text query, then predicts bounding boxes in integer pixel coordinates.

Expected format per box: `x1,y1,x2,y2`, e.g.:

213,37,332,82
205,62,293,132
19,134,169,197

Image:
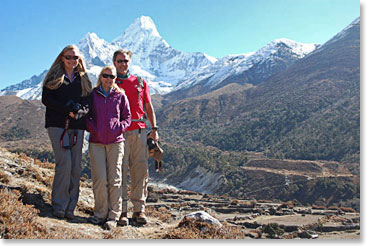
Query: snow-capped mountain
0,16,216,99
1,15,318,101
111,16,217,90
0,70,48,100
176,38,318,91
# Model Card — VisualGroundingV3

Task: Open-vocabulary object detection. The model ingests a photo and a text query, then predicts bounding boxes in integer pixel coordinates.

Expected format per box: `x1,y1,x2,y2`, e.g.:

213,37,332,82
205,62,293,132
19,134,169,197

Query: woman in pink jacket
86,65,131,230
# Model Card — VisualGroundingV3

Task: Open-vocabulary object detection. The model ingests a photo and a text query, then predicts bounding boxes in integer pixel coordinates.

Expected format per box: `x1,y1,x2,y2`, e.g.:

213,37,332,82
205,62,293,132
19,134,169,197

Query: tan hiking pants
122,129,149,213
89,142,124,220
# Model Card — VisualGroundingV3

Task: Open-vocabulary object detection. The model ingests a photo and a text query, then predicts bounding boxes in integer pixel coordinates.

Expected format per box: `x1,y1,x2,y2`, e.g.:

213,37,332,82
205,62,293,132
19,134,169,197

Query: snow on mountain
0,70,47,100
176,38,318,90
1,16,216,99
78,32,119,67
1,16,320,101
112,16,217,90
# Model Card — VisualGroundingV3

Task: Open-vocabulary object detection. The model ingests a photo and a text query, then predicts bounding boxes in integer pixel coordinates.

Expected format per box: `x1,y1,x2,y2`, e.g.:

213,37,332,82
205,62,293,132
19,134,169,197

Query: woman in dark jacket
41,44,92,220
86,65,131,230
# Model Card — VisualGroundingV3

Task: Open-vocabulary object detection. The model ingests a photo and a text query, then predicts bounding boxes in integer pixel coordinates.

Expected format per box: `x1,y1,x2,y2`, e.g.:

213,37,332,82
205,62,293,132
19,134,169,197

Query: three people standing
42,45,158,228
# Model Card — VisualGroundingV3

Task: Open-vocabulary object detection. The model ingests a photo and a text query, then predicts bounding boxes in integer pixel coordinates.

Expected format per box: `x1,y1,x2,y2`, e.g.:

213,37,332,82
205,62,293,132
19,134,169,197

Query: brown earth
0,95,50,151
0,148,360,239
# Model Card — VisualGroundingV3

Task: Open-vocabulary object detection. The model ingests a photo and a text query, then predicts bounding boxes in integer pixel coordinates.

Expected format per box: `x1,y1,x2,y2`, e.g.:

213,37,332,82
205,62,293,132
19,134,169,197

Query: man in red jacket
113,49,159,225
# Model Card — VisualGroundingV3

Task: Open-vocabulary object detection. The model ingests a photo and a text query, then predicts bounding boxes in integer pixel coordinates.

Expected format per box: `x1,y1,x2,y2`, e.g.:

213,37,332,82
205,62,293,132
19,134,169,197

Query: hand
74,106,89,120
69,112,76,118
150,130,159,141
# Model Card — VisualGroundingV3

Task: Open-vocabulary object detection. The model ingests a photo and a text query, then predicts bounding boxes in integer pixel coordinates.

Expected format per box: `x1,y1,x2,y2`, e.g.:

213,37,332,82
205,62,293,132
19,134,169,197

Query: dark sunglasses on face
102,74,116,79
116,59,129,63
64,55,79,60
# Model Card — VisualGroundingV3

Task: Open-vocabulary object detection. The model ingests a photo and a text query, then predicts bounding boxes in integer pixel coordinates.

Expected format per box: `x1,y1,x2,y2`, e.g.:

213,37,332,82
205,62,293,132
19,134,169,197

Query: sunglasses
102,74,116,79
64,55,79,60
116,59,129,63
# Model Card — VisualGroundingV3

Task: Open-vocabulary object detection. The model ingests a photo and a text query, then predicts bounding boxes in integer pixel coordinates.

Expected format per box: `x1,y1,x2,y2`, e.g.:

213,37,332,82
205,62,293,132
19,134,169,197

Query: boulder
181,211,222,228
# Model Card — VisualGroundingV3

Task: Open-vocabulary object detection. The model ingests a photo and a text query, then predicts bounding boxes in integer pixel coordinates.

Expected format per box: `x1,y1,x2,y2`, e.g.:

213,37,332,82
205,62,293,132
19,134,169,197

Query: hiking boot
52,210,65,219
88,216,105,225
104,220,117,230
132,212,147,225
65,211,75,220
117,212,129,226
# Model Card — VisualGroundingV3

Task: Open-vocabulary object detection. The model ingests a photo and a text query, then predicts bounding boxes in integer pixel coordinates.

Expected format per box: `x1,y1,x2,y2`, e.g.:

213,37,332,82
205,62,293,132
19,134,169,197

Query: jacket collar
116,71,130,82
95,86,116,98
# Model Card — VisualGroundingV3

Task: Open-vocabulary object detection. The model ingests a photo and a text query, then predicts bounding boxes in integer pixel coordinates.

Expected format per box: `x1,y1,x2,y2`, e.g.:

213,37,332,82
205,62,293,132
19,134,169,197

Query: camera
147,138,157,151
66,100,82,114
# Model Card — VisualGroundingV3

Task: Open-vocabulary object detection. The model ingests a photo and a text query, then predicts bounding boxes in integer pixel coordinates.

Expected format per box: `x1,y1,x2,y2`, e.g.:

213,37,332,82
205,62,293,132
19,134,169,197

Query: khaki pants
89,142,124,220
47,127,84,214
122,129,149,213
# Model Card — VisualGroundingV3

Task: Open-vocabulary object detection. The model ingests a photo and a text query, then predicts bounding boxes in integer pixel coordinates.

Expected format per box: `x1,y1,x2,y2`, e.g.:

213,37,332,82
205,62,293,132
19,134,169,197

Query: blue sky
0,0,360,89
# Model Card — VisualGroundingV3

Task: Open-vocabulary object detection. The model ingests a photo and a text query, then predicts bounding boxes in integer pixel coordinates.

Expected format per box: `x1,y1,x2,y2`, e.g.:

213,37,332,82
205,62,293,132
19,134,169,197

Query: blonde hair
43,44,92,96
96,66,124,94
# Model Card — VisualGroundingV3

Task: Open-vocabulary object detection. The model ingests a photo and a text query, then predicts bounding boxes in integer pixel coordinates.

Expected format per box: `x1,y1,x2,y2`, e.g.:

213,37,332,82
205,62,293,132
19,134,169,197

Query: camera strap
60,118,78,149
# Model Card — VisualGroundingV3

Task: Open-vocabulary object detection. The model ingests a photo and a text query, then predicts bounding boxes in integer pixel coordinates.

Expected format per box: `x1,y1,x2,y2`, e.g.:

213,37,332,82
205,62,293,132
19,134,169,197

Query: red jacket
116,74,151,131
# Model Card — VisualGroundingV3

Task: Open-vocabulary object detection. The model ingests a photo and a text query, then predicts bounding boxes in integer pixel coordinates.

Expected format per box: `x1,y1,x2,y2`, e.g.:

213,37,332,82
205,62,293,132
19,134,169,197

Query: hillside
0,148,360,239
156,18,359,164
0,95,49,151
149,143,359,211
0,93,359,211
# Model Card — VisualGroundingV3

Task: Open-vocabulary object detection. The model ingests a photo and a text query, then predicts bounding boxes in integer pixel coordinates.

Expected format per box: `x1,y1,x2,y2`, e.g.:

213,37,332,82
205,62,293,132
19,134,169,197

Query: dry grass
21,164,54,188
0,188,47,239
0,187,93,239
0,170,10,184
145,206,173,222
161,219,247,239
18,152,34,164
33,158,55,169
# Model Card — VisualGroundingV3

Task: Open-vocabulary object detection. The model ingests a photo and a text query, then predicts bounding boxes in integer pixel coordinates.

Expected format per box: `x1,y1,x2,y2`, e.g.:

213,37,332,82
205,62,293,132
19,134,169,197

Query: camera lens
147,138,156,150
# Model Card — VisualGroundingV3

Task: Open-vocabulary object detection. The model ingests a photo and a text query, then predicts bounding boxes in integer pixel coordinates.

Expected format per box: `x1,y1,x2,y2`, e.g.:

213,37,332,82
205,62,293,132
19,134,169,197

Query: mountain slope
157,17,360,163
163,39,318,102
0,95,49,151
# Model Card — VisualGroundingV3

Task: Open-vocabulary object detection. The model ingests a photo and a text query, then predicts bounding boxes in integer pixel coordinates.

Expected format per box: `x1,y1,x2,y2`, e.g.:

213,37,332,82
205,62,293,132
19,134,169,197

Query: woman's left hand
69,112,76,118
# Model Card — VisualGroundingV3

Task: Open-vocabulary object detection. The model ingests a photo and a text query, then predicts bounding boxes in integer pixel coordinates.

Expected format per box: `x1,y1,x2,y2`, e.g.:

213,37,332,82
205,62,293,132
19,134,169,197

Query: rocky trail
0,148,360,239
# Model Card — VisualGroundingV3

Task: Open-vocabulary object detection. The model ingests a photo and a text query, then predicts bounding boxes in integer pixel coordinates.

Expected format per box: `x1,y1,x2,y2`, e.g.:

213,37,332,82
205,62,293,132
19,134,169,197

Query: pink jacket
86,87,131,145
